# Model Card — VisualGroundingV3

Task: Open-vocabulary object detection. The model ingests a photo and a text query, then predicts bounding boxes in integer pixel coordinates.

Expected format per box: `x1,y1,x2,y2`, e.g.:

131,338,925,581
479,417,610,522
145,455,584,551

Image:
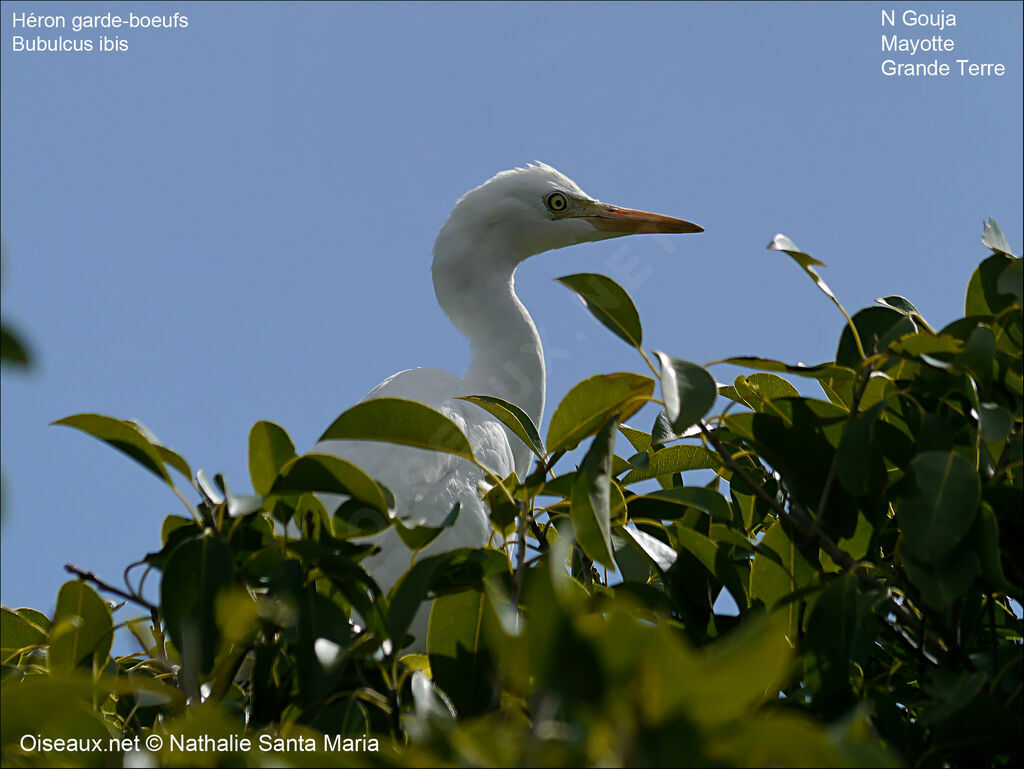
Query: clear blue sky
2,2,1021,619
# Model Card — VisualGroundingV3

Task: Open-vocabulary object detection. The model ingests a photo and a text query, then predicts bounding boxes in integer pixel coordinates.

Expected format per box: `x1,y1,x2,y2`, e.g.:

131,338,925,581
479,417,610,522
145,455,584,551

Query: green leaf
546,373,654,453
836,405,880,497
837,306,914,365
767,234,848,323
970,505,1017,596
458,394,544,460
875,294,923,316
978,402,1012,442
620,444,720,485
0,679,116,762
735,373,800,409
396,502,460,551
570,416,617,569
896,451,981,562
48,581,113,671
957,325,996,385
686,612,793,725
749,521,819,639
271,453,389,515
319,397,476,463
248,421,296,495
628,487,732,523
618,423,652,453
427,588,497,717
804,573,859,701
556,272,643,348
675,525,748,608
53,413,173,485
1,607,47,653
0,324,31,367
654,352,717,432
981,217,1016,257
903,547,981,609
966,252,1017,316
717,356,857,381
388,548,508,643
160,535,234,674
621,526,677,572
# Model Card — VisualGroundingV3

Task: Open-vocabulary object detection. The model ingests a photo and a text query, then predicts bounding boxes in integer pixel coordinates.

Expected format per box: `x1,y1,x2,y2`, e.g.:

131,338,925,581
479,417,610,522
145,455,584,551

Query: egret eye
545,192,568,213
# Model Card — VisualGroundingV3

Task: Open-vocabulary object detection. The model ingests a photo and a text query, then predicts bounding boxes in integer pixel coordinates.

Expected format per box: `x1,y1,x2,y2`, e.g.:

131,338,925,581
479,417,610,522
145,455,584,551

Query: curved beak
580,202,703,235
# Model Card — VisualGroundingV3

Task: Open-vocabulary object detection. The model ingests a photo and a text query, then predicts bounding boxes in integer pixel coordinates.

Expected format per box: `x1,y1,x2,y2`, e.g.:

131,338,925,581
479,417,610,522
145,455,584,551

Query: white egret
317,163,702,640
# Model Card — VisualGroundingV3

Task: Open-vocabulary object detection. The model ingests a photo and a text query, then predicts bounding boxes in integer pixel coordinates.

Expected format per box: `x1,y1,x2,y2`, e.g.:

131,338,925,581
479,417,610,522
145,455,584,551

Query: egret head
434,162,703,270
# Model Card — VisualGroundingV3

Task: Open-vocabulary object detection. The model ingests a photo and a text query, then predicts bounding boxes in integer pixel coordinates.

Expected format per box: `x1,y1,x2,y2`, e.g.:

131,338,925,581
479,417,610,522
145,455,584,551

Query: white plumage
316,163,702,643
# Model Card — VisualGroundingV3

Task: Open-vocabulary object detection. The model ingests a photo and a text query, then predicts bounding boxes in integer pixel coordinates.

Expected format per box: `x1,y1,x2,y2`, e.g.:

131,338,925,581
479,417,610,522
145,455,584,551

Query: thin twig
64,564,158,613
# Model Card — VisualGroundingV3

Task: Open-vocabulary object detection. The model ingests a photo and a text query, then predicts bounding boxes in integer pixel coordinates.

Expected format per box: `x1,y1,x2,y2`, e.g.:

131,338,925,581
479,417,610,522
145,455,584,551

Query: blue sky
2,2,1021,620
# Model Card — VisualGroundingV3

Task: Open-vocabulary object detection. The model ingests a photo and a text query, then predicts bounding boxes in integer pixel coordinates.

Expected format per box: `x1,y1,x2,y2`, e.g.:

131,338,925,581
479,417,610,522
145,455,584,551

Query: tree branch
65,563,158,613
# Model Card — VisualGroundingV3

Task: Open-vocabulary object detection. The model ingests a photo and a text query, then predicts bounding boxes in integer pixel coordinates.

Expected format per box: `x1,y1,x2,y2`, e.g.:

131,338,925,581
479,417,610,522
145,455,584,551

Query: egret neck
432,227,544,477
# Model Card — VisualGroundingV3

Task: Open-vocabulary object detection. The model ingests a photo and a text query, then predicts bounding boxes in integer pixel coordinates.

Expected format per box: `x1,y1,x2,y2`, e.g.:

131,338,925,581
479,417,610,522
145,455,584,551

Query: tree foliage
2,221,1021,767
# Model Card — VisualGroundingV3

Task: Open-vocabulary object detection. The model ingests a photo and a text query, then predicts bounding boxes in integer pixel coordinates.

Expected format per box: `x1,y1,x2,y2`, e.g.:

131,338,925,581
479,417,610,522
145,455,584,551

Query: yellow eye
545,192,568,213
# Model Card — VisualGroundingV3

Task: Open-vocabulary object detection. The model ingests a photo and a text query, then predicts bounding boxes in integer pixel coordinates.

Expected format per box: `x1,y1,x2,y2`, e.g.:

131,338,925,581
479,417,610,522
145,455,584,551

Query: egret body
318,163,702,639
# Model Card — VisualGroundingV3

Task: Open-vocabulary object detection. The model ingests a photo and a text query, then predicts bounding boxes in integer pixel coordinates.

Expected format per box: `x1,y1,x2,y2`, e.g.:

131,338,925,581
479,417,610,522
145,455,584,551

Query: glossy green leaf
628,486,732,523
675,525,748,608
837,306,914,364
396,502,460,551
620,444,720,485
248,421,296,495
160,535,234,674
718,356,857,380
48,581,113,671
388,548,509,643
427,588,496,717
618,423,652,453
749,521,818,638
621,525,677,572
836,405,880,497
546,373,654,453
957,324,996,385
966,252,1016,316
458,394,545,460
319,397,476,463
654,351,716,432
734,372,800,411
271,453,389,515
804,573,859,699
556,272,643,348
53,413,172,485
896,451,981,562
570,416,617,569
1,608,47,653
875,294,922,316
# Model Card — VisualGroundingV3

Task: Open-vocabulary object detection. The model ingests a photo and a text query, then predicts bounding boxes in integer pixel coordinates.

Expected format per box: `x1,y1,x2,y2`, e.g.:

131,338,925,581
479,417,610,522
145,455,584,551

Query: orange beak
582,202,703,235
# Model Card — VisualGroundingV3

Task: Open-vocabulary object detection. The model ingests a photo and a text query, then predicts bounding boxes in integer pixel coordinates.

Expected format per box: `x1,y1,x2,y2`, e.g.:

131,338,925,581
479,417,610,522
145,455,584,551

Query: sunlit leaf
654,352,716,433
320,398,476,463
556,272,643,348
249,421,296,495
458,395,544,460
546,373,654,453
570,416,617,569
53,413,172,485
271,453,390,515
48,581,113,672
